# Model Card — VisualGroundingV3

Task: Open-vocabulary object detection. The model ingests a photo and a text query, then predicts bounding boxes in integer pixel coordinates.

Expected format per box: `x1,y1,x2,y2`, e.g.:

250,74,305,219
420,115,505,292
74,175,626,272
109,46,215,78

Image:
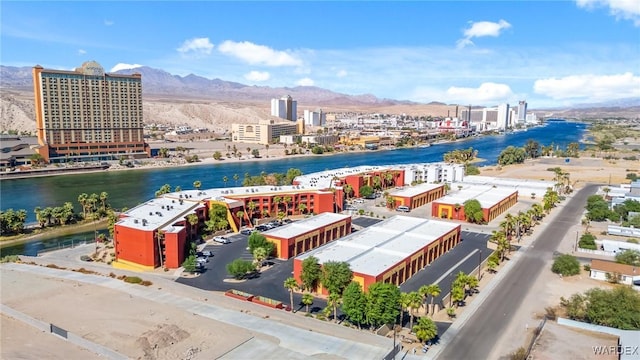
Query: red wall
163,230,187,269
115,225,157,267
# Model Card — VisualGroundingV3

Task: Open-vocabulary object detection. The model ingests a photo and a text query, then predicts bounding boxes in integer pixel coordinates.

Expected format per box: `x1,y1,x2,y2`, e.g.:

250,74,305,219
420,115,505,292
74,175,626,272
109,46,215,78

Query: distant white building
497,103,510,131
394,163,465,184
304,109,326,127
271,95,297,121
516,100,527,124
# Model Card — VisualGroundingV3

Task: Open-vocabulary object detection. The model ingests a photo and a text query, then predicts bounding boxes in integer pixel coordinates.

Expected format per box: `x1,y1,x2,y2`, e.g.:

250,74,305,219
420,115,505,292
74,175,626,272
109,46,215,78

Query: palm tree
99,192,108,211
284,277,298,311
298,203,307,215
233,174,239,186
423,284,441,316
302,293,314,313
77,193,88,219
247,201,257,226
327,292,341,323
283,196,292,218
400,292,411,326
413,317,438,344
407,291,423,330
602,187,611,200
273,196,282,216
193,180,201,190
497,236,510,261
265,144,269,158
222,176,228,187
236,210,244,229
187,214,199,240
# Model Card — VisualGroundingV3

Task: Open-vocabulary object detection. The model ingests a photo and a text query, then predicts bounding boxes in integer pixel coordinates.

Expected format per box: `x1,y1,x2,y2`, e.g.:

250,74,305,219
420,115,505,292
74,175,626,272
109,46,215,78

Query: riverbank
0,219,108,249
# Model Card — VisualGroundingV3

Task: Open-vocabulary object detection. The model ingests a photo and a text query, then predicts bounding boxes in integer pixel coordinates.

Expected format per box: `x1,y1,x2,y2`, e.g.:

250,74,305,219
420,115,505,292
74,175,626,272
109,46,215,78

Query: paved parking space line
434,249,480,286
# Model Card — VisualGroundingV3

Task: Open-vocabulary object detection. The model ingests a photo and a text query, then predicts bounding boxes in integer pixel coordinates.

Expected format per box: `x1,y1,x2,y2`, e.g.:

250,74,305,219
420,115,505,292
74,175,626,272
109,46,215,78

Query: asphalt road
436,184,599,360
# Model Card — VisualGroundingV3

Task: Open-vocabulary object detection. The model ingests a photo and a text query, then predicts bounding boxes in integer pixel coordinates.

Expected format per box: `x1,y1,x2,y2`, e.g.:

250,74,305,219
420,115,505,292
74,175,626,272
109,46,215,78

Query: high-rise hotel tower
32,61,149,163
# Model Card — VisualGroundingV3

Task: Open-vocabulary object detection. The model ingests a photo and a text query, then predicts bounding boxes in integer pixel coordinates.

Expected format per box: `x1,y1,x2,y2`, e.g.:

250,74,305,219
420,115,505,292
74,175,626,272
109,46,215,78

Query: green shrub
551,254,580,276
0,255,20,263
124,276,143,284
140,280,153,286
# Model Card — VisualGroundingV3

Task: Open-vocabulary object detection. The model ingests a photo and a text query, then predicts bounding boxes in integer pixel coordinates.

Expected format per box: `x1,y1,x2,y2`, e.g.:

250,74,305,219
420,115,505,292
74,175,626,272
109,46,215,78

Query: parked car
282,218,293,224
202,250,213,257
196,251,204,257
256,225,268,231
353,198,365,203
240,228,252,235
345,205,358,211
396,205,410,212
196,256,208,264
213,236,230,244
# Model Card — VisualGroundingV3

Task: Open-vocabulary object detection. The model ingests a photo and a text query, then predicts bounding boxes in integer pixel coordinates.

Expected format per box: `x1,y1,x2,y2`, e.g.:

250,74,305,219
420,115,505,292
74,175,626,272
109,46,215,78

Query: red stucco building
293,216,461,294
263,213,352,259
431,185,518,223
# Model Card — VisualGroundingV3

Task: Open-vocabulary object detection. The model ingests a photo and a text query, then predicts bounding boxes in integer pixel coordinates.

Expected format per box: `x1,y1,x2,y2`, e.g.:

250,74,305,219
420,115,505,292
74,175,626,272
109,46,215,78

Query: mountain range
0,65,637,133
0,65,412,107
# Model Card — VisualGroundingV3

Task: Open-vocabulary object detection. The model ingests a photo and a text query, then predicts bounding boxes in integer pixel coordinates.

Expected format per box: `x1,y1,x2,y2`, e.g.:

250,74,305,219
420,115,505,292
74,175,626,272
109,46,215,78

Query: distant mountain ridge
1,65,638,112
0,65,410,106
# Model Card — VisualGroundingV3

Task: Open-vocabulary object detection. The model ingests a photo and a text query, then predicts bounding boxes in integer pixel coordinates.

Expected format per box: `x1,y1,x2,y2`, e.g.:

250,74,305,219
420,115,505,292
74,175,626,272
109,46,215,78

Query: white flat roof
296,215,459,277
117,196,202,231
461,175,555,194
436,184,517,208
263,213,351,239
293,165,390,189
391,183,444,198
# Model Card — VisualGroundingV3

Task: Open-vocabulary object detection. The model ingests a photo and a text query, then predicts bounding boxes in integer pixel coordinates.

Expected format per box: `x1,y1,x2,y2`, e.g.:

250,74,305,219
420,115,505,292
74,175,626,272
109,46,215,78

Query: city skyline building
32,61,149,163
303,109,326,127
271,95,297,121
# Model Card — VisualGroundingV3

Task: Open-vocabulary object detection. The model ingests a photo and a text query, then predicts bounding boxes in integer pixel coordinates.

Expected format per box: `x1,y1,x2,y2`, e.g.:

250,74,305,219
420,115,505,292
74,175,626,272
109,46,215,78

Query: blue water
1,120,586,224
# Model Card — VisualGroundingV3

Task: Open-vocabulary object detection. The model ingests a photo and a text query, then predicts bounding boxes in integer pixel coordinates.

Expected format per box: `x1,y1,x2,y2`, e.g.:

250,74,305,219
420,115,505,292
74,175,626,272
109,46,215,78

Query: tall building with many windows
32,61,149,163
271,95,297,121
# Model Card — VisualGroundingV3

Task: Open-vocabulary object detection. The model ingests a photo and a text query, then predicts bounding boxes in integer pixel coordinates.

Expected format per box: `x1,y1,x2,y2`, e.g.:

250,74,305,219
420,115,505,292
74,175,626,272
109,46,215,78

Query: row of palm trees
490,203,545,262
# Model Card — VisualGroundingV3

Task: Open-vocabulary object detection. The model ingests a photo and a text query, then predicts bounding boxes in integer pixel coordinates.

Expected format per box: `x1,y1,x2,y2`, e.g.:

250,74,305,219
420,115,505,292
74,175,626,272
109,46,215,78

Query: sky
1,1,639,108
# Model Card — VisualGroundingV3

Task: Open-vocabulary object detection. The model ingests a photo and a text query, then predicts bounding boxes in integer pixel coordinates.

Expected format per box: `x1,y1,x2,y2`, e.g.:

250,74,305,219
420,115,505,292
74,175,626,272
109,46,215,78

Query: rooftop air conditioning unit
134,219,139,224
149,212,153,216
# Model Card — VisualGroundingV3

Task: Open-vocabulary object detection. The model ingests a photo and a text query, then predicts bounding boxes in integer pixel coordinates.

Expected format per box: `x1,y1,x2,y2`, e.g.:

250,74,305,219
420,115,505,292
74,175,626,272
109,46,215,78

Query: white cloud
244,71,270,82
533,72,640,101
104,19,114,26
457,19,512,48
336,69,348,78
177,37,214,56
296,77,315,86
110,63,144,72
77,49,86,55
576,0,640,26
446,83,514,103
218,40,302,67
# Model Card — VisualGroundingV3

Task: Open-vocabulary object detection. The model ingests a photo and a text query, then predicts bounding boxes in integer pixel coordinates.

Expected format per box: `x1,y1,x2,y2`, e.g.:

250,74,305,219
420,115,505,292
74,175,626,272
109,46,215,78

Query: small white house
590,259,640,286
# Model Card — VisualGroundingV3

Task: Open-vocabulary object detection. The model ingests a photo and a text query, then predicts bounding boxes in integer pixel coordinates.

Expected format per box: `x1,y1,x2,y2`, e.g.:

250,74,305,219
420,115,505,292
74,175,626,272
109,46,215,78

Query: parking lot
177,231,328,312
177,215,491,328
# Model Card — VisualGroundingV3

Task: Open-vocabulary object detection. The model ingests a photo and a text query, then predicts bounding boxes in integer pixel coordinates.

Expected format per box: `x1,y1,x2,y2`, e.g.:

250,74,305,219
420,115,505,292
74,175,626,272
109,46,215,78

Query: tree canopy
561,287,640,330
300,256,322,292
497,146,526,166
321,261,353,295
615,249,640,266
463,199,484,224
551,254,580,276
341,282,367,329
365,282,401,328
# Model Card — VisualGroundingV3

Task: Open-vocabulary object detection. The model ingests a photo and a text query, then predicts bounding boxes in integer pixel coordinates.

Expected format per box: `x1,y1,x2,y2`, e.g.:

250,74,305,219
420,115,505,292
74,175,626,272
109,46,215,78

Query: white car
213,236,230,244
196,256,208,264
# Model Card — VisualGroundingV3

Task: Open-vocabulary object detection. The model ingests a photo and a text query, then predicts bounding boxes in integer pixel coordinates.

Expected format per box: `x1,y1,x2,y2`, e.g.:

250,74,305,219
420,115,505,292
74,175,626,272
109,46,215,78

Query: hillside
1,64,638,134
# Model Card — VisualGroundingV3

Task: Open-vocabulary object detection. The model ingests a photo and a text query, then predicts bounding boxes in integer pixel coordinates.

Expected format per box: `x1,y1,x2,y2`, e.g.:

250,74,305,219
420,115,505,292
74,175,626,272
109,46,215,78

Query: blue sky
2,1,639,108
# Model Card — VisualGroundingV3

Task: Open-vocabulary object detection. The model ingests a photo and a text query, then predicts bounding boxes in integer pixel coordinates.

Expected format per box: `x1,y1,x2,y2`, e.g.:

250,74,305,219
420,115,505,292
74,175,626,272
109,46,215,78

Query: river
0,120,586,255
